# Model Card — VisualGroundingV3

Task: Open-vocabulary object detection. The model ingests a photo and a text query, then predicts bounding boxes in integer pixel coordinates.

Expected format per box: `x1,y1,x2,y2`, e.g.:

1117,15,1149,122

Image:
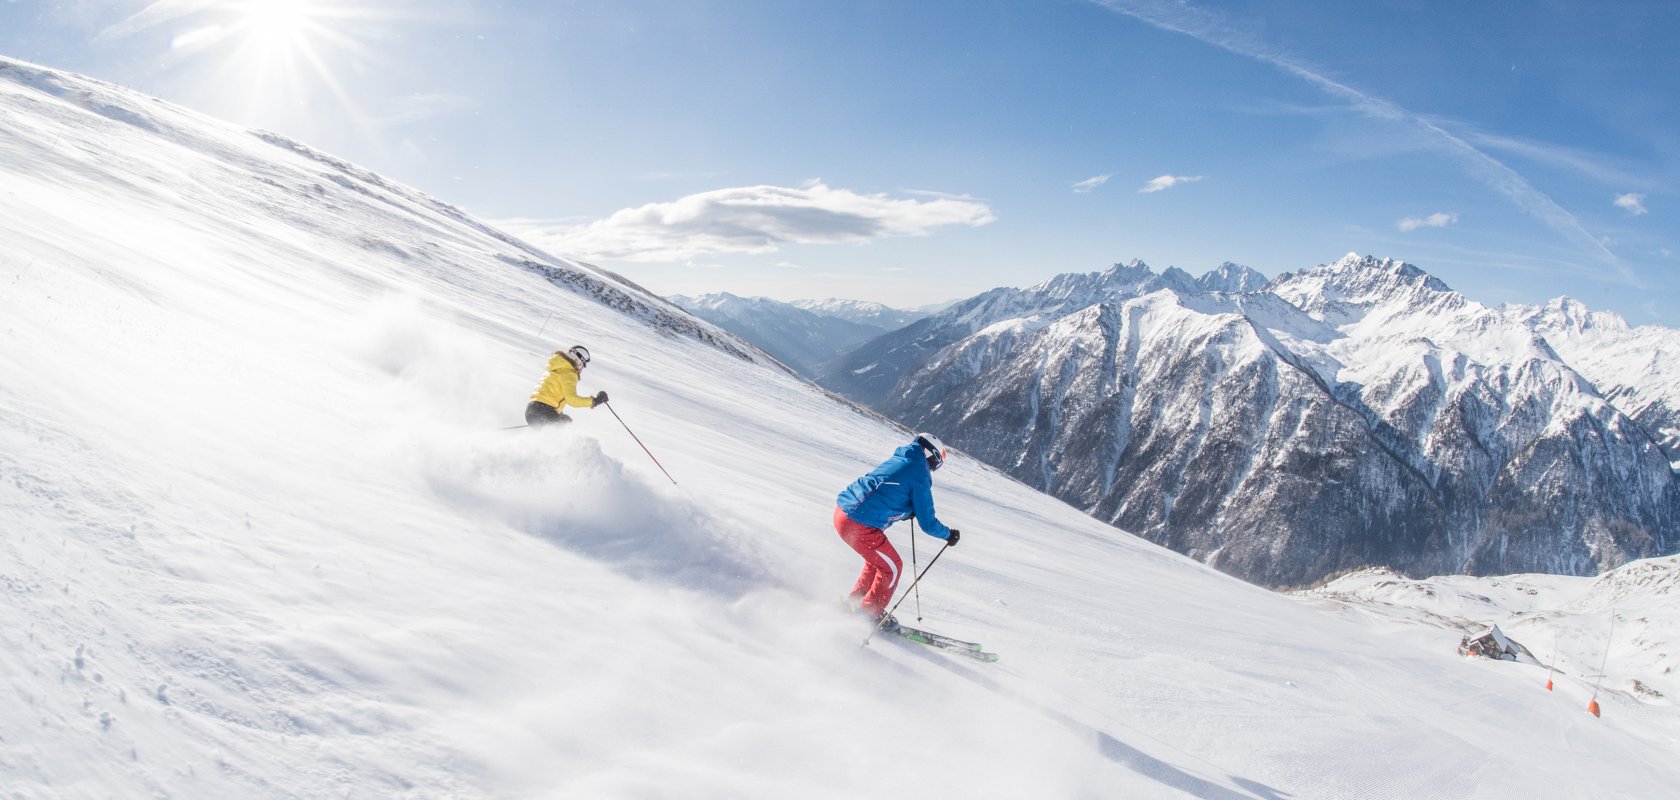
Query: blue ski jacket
836,443,952,540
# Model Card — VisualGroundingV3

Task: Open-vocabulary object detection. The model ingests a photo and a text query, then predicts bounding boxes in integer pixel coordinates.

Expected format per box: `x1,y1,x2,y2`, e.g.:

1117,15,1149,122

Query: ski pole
910,519,923,621
863,542,950,646
604,402,677,485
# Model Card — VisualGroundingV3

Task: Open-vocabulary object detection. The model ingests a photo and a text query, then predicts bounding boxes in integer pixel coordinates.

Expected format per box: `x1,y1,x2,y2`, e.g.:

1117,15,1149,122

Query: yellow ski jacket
530,352,594,409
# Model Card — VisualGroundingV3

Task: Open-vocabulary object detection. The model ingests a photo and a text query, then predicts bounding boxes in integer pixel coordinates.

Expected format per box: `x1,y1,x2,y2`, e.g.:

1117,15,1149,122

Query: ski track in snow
3,57,1678,799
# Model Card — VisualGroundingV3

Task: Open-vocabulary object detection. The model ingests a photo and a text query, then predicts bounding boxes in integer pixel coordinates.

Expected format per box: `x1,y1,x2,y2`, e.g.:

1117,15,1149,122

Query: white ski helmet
566,344,591,368
915,432,948,472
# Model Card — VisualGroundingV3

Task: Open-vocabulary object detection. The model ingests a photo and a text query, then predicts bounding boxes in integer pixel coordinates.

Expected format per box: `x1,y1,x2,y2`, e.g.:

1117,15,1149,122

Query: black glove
946,529,960,547
592,391,609,408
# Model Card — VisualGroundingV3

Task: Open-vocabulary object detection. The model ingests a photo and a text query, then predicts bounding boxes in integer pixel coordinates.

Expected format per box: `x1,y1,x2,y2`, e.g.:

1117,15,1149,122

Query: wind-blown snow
3,56,1678,798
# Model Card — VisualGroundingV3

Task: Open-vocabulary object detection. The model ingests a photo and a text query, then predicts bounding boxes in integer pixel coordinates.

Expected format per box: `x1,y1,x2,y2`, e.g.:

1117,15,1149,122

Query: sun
211,0,377,126
243,0,316,48
237,0,324,57
120,0,412,133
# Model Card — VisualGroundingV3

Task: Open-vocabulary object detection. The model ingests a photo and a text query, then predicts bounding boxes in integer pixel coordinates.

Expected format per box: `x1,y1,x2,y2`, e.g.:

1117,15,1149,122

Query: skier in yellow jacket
527,345,608,427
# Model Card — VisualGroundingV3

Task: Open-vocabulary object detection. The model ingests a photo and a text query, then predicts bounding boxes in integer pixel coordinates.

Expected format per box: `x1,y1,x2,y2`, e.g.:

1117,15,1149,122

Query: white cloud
1397,212,1458,232
1614,193,1648,216
1139,174,1204,193
1072,174,1112,193
504,180,995,262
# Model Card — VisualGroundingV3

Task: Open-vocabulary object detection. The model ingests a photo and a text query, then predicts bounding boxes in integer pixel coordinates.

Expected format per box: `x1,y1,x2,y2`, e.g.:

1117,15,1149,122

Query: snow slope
3,57,1678,798
1301,556,1680,705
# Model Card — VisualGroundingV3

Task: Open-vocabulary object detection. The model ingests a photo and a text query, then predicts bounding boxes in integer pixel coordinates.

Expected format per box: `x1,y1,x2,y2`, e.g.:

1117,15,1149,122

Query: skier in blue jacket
833,433,960,632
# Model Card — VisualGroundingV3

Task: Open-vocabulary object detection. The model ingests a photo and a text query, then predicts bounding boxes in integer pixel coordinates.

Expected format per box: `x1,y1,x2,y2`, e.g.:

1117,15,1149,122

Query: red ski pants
834,506,902,617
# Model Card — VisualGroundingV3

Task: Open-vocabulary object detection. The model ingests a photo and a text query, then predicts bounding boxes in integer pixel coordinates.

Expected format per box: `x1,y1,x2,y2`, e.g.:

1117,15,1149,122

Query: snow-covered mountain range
824,255,1680,588
789,297,929,331
1506,297,1680,467
669,292,925,376
5,55,1679,798
817,260,1266,405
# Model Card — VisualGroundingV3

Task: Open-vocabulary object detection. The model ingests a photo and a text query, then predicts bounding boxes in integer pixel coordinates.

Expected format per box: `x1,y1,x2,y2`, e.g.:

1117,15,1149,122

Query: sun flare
109,0,417,135
191,0,372,121
240,0,319,53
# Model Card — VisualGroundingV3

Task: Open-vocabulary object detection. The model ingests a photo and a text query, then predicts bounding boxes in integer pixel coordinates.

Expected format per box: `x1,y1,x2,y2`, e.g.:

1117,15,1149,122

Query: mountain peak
1503,296,1633,338
1160,265,1198,291
790,297,928,331
1026,260,1157,299
1546,296,1630,333
669,291,760,313
1098,259,1154,281
1197,262,1268,293
1280,253,1455,310
1329,252,1431,281
793,298,891,313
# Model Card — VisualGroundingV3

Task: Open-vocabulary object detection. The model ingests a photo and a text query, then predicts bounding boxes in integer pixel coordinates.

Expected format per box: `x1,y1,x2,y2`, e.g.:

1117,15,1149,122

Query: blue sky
3,0,1675,321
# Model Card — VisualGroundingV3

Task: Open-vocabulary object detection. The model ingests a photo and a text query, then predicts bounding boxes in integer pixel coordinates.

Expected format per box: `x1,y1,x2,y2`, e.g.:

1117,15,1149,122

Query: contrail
94,1,218,43
1090,0,1639,286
